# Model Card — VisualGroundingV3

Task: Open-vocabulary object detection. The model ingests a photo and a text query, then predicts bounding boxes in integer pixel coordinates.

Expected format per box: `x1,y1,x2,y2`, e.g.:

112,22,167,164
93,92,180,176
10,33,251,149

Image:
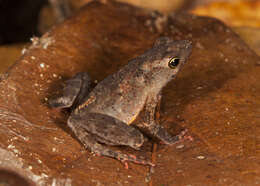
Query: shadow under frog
49,37,192,168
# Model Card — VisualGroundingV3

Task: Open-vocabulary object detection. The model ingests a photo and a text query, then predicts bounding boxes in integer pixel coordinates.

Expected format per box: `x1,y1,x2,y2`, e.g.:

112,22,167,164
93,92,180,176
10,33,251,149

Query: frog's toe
115,152,155,168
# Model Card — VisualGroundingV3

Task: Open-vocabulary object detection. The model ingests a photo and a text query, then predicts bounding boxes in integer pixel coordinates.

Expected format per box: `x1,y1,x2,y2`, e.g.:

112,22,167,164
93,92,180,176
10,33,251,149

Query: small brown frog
49,37,192,167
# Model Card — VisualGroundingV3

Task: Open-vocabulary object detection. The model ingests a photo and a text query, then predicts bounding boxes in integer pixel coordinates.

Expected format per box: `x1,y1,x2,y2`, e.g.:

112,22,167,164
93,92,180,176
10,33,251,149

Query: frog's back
77,60,149,124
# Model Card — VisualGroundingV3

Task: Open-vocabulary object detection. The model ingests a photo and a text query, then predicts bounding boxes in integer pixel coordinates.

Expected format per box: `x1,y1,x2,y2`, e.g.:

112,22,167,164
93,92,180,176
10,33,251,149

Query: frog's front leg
139,93,192,145
68,112,154,167
49,72,91,109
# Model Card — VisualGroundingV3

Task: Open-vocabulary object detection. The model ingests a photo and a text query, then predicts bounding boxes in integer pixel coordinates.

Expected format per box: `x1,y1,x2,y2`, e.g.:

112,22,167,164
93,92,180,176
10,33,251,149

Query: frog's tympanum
49,37,192,168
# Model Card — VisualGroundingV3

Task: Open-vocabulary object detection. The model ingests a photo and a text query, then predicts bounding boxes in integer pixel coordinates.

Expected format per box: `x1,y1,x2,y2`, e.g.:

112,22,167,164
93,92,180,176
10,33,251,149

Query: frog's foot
115,152,155,169
95,150,154,169
159,128,193,145
148,124,193,145
48,72,91,109
93,148,154,169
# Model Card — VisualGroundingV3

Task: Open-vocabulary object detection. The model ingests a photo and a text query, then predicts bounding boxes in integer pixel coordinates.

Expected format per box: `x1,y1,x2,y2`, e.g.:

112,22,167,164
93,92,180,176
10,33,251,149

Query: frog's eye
168,57,180,69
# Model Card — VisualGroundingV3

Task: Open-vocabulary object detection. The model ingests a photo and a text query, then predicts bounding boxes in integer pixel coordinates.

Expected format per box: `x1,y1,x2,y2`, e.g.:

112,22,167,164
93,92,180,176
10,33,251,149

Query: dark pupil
170,58,179,67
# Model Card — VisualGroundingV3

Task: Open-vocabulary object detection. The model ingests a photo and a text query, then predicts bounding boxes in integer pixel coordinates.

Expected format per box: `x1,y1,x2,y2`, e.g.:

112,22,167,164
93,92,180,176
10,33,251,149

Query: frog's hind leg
48,72,91,109
69,113,145,150
68,113,154,167
78,131,153,168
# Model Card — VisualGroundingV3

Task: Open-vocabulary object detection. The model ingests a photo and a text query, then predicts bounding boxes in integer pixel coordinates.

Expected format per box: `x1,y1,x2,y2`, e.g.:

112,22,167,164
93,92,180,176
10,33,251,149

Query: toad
49,37,192,167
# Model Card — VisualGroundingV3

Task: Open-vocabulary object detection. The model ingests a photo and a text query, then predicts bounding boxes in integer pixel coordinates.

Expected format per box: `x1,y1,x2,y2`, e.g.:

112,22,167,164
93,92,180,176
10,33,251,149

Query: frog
49,37,192,168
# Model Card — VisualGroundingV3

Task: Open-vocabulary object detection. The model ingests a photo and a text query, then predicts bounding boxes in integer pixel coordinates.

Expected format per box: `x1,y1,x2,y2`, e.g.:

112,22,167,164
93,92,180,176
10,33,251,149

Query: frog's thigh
92,134,122,146
49,72,91,108
66,124,113,156
68,113,144,149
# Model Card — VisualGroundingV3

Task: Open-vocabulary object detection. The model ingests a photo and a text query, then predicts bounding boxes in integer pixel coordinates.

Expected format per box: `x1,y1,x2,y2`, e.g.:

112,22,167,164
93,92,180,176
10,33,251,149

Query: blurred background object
2,0,260,44
0,0,260,72
191,0,260,27
49,0,71,23
233,27,260,56
117,0,186,13
190,0,260,56
0,44,24,73
0,0,46,44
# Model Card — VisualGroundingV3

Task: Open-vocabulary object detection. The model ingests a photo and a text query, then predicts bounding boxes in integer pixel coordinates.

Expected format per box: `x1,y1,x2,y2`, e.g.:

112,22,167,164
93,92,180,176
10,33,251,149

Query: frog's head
140,37,192,83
